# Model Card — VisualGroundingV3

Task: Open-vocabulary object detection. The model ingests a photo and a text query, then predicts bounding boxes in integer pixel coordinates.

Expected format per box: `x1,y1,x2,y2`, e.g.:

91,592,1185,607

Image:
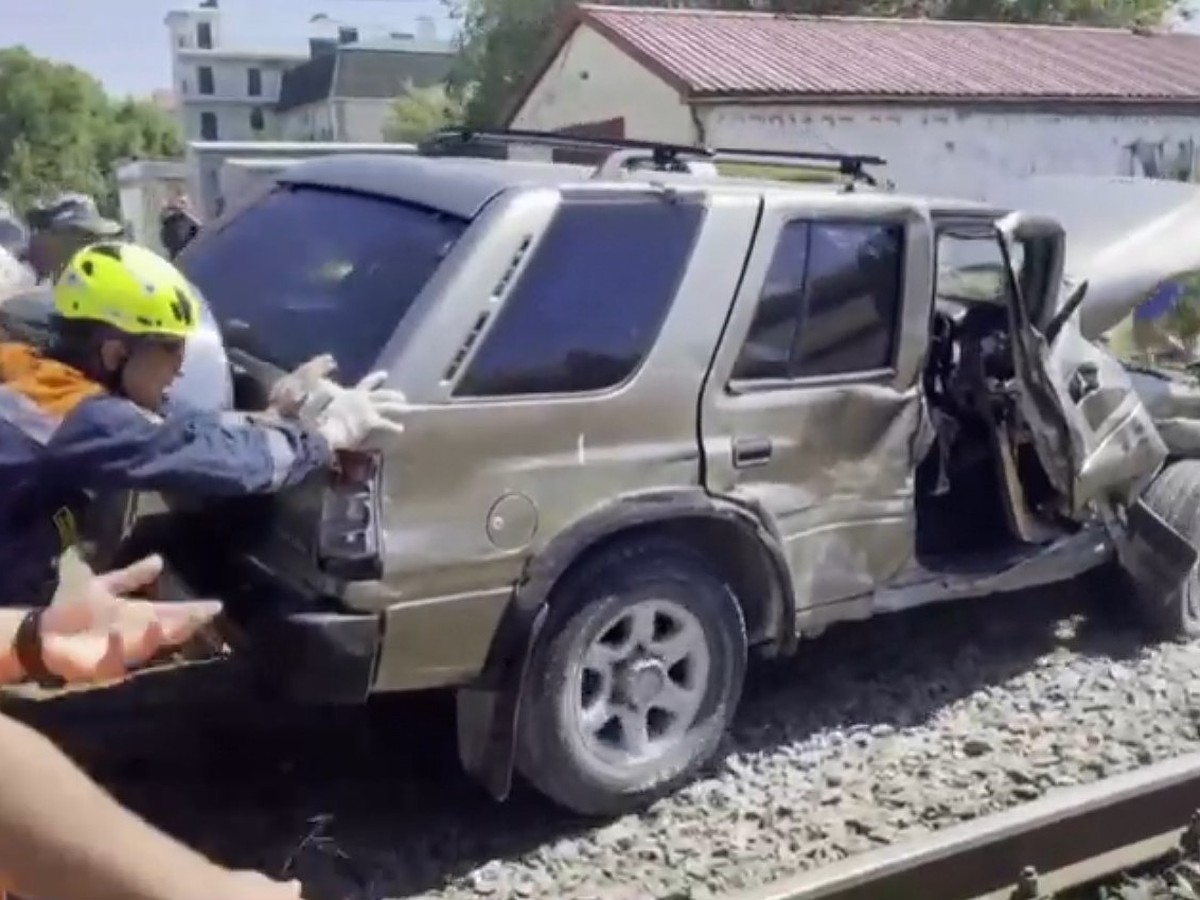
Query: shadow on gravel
0,575,1158,900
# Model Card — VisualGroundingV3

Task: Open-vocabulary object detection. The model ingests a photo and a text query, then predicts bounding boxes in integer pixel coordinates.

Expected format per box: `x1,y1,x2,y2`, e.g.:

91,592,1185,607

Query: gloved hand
302,371,409,451
268,354,338,418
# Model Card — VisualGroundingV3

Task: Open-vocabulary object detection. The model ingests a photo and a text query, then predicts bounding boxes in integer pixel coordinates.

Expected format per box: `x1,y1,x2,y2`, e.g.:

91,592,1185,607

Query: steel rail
730,749,1200,900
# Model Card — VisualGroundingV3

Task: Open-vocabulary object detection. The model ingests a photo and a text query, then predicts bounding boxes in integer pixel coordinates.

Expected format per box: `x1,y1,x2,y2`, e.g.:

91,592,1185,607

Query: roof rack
421,128,886,185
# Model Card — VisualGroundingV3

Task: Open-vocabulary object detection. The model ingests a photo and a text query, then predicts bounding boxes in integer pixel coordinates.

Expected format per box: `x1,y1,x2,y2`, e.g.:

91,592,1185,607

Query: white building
166,3,454,144
507,6,1200,198
276,30,455,142
165,4,304,142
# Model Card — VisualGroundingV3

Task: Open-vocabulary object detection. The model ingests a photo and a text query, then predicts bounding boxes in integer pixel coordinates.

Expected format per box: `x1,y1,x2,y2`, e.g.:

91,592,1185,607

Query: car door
699,193,936,613
997,213,1169,512
996,212,1196,596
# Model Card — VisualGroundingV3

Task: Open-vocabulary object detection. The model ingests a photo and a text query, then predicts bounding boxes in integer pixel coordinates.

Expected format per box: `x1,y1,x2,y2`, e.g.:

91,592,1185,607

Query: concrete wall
700,104,1200,198
509,24,697,143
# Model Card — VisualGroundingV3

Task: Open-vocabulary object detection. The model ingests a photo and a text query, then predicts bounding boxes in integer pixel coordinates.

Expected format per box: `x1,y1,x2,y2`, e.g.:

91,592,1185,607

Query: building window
249,107,265,132
247,67,262,97
197,21,213,49
197,66,214,95
731,220,904,381
455,193,705,398
200,111,219,140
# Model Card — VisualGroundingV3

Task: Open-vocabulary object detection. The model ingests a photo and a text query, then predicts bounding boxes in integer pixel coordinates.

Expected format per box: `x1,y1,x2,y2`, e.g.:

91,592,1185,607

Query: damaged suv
5,132,1200,817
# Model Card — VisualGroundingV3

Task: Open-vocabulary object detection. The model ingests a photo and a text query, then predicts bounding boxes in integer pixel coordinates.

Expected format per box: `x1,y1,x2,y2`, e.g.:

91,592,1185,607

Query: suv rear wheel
516,536,747,816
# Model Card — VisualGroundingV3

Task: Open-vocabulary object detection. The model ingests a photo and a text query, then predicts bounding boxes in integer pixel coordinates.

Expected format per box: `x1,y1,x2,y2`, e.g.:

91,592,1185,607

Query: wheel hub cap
621,657,667,709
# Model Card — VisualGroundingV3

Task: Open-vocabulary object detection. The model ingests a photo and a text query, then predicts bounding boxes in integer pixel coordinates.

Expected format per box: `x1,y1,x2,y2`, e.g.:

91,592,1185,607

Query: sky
3,0,456,97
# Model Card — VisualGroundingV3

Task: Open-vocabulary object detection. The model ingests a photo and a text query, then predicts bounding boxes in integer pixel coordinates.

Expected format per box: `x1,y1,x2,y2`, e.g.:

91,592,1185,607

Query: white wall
509,23,697,142
700,104,1200,198
176,58,285,102
282,99,406,143
335,98,395,142
178,103,277,142
280,102,335,141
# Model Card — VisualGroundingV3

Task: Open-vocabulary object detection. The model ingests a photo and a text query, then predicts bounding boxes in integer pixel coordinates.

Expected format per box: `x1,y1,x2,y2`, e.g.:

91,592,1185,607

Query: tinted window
247,67,262,97
732,222,809,380
197,66,214,95
732,220,903,381
178,186,465,383
455,193,704,397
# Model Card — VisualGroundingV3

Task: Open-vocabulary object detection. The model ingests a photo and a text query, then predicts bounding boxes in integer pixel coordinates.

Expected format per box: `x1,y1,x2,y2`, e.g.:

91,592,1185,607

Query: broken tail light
316,449,384,581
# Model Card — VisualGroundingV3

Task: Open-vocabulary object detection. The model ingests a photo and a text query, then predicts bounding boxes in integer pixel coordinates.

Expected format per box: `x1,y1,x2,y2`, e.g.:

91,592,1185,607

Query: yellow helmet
53,242,200,340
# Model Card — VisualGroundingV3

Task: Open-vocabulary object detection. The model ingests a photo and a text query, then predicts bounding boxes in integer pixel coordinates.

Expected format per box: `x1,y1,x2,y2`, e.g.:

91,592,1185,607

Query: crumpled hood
979,175,1200,340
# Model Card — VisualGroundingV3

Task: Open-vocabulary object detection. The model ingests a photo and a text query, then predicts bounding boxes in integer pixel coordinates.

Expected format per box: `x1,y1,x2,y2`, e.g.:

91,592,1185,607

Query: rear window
178,185,466,382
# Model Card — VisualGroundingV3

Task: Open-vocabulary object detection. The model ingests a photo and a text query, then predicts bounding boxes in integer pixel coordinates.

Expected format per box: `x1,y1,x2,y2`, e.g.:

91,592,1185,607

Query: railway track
11,583,1200,900
736,750,1200,900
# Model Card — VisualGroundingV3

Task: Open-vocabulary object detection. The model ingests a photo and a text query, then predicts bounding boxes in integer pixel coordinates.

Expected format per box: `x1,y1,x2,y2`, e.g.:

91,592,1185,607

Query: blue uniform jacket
0,342,333,604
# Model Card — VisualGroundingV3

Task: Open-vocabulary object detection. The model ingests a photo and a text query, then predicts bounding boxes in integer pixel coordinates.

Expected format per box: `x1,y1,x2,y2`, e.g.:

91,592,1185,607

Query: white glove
268,354,338,418
304,371,409,452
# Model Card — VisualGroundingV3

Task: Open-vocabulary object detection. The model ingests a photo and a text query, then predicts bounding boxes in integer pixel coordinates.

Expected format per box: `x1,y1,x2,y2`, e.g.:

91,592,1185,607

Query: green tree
448,0,1179,126
0,47,182,216
382,82,467,143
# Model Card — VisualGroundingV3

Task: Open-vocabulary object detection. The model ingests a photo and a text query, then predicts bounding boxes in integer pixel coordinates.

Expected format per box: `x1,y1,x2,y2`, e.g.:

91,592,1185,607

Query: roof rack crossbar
423,128,886,183
427,127,716,160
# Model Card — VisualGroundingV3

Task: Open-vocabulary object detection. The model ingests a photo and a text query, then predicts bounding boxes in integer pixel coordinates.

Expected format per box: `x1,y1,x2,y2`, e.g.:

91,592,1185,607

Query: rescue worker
159,195,202,260
25,193,123,283
0,240,408,607
0,555,304,900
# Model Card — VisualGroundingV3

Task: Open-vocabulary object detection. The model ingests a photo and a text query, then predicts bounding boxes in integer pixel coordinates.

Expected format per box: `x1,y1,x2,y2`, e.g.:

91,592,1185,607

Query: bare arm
0,711,231,900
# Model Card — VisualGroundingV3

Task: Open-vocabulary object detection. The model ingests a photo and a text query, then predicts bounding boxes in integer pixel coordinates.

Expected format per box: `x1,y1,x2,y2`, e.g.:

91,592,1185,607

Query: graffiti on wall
1124,138,1198,181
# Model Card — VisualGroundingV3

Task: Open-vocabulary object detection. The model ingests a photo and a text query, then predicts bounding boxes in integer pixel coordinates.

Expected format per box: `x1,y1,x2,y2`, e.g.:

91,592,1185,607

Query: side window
795,222,903,378
454,194,705,398
732,220,904,382
732,221,809,380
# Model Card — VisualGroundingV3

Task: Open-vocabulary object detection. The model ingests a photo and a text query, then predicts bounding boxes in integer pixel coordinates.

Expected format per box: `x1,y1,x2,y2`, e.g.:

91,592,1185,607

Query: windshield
177,184,466,383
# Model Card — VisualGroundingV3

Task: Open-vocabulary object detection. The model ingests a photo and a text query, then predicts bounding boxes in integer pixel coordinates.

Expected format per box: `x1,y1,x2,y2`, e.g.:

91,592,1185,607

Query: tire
1133,459,1200,640
515,536,748,817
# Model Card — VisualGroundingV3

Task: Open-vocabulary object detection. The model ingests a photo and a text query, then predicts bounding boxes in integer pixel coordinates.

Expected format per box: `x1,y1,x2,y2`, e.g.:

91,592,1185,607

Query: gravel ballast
20,582,1200,900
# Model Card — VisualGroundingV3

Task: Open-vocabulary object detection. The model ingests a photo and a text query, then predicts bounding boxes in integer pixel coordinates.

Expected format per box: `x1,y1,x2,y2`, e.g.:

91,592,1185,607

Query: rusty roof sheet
579,5,1200,101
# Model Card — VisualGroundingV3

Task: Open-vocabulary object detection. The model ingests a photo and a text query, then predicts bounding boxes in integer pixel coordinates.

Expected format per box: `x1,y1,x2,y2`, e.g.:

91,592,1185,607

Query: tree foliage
383,82,468,143
446,0,1180,126
0,47,183,217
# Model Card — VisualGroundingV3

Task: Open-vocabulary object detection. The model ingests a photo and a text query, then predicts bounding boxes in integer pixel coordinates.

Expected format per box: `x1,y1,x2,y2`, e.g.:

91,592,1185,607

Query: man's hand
268,354,338,418
38,555,222,684
302,371,409,452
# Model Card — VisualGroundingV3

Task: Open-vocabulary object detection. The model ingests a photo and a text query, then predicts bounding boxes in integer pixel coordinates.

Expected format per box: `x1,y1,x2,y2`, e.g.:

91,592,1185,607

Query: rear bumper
231,608,381,705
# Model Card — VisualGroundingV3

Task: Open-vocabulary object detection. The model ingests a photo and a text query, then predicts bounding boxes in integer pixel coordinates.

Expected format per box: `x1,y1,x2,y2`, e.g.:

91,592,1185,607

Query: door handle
732,436,773,468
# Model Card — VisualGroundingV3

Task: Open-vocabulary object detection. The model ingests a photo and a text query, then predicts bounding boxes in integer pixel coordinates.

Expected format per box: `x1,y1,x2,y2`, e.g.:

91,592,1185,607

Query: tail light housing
316,449,384,581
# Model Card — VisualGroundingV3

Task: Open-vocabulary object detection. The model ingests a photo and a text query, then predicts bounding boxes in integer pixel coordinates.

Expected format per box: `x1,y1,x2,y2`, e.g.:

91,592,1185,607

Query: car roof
280,152,1003,220
279,154,595,218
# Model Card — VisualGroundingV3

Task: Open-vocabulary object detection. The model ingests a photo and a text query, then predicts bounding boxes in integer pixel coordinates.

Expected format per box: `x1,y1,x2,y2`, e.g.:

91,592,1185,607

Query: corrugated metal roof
580,5,1200,100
